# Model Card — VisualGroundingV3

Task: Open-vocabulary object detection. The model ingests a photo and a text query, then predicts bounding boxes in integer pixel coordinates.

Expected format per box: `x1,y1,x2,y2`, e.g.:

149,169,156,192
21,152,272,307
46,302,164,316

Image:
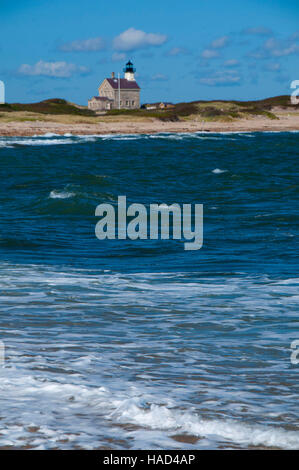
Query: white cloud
242,27,272,36
113,27,167,51
18,60,89,78
250,36,299,59
151,73,168,81
201,49,219,59
264,62,281,71
264,38,299,57
166,47,189,56
210,35,230,49
200,35,230,60
223,59,239,67
60,37,105,52
111,52,126,62
200,70,241,86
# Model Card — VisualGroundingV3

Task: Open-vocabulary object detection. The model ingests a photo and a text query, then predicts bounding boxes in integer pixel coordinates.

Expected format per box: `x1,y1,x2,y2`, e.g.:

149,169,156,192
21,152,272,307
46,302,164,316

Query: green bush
0,99,96,116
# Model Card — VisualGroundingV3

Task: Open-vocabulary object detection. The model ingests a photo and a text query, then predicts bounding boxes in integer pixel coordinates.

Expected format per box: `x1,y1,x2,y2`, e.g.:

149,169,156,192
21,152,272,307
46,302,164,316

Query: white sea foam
111,399,299,450
0,141,14,148
101,133,142,141
212,168,227,174
149,134,183,140
0,131,297,149
0,135,94,147
0,263,298,448
26,139,74,146
49,190,75,199
40,132,60,138
0,369,298,450
3,138,73,146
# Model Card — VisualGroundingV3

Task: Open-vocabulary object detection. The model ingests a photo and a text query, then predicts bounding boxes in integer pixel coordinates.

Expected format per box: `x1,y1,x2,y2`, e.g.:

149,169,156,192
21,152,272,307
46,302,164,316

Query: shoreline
0,115,299,137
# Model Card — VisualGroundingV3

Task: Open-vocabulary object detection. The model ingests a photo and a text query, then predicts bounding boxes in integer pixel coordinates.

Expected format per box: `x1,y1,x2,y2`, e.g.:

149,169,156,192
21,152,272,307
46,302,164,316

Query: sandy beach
1,111,299,136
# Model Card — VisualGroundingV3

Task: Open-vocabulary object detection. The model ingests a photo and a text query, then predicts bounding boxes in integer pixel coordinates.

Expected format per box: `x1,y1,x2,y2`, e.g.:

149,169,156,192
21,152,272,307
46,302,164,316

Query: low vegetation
0,99,95,116
0,96,297,124
108,95,297,121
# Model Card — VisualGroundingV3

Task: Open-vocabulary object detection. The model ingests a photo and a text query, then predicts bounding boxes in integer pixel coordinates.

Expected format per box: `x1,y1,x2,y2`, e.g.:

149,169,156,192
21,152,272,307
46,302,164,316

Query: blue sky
1,0,298,104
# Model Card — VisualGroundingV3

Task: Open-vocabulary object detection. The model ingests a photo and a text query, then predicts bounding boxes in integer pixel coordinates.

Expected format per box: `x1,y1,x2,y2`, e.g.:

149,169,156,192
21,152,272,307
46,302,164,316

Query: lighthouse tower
123,60,136,81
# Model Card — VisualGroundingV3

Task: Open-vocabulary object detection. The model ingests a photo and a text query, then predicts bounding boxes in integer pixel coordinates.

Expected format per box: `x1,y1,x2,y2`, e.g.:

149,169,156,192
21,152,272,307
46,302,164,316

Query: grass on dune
104,95,297,121
0,99,95,116
0,95,297,123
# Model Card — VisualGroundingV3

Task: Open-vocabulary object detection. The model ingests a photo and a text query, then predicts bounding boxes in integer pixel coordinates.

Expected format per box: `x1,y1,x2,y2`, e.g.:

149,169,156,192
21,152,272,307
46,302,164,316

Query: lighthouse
123,60,136,81
88,60,140,111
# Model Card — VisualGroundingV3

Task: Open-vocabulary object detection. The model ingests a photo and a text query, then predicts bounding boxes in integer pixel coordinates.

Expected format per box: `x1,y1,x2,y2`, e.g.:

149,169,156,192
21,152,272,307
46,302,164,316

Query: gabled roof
106,78,140,90
91,96,113,101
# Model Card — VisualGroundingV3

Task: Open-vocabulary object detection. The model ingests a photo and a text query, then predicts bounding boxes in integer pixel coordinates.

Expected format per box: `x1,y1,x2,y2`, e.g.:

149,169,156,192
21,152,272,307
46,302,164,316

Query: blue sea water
0,131,298,449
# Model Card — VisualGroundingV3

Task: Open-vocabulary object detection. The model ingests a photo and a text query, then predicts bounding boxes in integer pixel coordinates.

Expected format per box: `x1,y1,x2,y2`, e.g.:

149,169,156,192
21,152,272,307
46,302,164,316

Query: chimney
111,72,115,79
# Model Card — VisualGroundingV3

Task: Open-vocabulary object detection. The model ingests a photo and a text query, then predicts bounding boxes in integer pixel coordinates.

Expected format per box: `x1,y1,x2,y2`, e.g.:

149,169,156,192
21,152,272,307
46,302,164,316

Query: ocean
0,131,298,449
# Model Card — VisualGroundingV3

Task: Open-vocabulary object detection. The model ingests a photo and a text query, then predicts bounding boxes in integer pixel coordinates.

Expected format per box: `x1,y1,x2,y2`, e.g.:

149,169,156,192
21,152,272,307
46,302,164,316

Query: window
126,100,129,106
132,101,135,106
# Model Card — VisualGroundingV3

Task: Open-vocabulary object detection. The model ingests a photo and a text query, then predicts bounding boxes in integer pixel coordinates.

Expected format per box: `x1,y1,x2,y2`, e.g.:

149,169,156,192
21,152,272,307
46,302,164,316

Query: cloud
223,59,239,67
151,73,168,81
199,70,241,86
18,60,89,78
166,47,190,56
200,35,230,60
210,35,230,49
242,27,272,36
263,62,281,71
264,37,299,57
111,52,126,62
248,48,267,59
113,27,167,51
201,49,219,59
250,35,299,59
59,37,105,52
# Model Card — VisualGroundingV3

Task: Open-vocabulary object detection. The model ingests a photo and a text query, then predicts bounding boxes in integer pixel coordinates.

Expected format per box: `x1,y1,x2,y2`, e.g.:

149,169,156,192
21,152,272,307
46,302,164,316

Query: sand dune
0,112,299,136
